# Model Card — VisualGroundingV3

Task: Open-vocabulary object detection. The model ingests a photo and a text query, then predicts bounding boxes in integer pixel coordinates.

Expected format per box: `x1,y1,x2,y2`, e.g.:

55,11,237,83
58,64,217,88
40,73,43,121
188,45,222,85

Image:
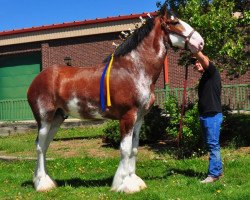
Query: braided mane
104,17,155,62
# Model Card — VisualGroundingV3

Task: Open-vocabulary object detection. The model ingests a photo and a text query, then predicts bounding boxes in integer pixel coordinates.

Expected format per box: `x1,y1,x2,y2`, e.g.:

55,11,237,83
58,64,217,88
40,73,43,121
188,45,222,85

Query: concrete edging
0,119,106,137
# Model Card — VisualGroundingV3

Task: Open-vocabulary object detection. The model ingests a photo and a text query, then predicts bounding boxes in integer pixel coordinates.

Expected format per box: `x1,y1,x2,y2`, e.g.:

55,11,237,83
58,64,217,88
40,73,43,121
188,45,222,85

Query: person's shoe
218,173,224,178
200,176,219,183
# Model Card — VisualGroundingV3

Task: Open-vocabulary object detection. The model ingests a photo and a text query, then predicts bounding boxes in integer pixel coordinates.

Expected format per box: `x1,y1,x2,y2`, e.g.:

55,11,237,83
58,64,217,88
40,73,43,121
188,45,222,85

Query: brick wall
0,33,249,89
39,33,170,89
167,49,250,89
44,33,119,68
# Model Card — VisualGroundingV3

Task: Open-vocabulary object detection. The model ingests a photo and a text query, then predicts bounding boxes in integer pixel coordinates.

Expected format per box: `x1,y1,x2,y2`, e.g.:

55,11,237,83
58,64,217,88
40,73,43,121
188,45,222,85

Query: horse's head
159,7,204,53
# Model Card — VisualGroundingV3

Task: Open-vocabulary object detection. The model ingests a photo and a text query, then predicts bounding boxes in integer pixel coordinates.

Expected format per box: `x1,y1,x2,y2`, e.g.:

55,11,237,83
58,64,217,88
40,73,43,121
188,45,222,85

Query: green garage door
0,53,41,120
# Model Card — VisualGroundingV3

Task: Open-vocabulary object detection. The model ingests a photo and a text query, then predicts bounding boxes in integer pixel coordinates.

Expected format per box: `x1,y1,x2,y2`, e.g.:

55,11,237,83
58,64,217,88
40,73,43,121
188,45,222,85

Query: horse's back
27,65,72,109
28,65,61,97
27,65,85,94
27,65,104,118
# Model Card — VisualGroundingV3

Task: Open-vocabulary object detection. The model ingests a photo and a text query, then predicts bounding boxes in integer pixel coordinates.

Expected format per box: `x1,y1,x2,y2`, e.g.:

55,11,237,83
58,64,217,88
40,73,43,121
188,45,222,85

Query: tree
158,0,250,78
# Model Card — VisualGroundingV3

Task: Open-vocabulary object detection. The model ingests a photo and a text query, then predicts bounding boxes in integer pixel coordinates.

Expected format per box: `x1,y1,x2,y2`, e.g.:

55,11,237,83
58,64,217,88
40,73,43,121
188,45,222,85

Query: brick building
0,12,249,120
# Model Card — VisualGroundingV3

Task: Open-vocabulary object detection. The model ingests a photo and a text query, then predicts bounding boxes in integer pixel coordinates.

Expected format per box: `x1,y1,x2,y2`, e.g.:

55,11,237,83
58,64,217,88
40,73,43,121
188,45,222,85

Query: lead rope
177,63,189,148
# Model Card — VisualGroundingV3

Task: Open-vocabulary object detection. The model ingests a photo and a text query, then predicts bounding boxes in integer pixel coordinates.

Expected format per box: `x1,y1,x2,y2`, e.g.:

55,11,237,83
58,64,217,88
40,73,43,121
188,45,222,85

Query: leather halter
160,19,196,51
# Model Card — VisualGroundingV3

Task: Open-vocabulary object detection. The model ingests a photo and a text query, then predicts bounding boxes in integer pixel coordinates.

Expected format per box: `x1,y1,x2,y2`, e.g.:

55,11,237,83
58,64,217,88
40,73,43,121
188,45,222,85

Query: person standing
193,51,223,183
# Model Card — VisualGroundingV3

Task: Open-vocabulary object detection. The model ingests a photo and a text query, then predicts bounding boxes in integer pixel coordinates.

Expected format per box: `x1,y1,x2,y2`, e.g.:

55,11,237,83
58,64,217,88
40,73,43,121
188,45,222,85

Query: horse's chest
134,73,152,108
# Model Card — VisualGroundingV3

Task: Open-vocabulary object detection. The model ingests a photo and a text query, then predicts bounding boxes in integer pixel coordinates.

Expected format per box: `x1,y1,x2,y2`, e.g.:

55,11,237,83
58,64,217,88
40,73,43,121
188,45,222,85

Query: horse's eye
172,21,179,25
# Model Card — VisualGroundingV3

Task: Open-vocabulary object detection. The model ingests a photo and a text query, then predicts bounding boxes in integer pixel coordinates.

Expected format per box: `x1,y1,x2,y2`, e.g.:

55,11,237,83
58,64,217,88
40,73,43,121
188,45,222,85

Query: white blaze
169,19,204,52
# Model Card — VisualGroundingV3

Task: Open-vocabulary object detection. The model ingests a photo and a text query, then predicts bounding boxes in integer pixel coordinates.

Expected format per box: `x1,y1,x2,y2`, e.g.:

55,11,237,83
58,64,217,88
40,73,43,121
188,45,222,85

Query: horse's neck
127,24,167,84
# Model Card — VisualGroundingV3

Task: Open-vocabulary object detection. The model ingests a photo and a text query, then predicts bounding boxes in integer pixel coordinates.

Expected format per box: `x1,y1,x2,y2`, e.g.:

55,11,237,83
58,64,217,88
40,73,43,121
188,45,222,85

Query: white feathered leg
33,121,57,192
129,118,147,190
112,133,141,193
111,112,146,193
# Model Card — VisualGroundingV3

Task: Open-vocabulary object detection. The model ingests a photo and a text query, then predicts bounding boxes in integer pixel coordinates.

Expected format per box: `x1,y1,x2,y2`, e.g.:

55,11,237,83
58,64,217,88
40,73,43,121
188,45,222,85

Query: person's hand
189,46,200,54
193,52,210,69
188,41,204,54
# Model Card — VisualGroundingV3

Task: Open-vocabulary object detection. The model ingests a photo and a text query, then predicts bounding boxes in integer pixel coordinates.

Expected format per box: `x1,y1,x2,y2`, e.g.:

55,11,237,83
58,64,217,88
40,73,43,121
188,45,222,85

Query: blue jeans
200,113,223,177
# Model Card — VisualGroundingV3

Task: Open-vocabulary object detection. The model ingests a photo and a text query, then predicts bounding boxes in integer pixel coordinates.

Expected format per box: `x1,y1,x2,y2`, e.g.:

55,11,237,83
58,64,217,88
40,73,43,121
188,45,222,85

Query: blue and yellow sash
100,54,114,111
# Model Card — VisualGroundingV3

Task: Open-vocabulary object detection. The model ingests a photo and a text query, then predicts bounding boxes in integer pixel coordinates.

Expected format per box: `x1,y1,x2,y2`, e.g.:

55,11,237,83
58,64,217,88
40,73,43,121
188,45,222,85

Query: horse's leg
33,118,54,192
44,110,65,152
33,110,64,192
111,109,141,193
129,117,147,190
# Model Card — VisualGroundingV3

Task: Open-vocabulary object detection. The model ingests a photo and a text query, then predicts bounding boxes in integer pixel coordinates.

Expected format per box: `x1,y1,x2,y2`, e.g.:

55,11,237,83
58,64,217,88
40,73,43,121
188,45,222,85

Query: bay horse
27,7,204,193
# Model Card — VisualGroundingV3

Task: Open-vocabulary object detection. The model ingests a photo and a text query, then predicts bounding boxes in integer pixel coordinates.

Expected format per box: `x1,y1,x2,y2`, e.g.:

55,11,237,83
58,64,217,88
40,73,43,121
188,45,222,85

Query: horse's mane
103,17,155,63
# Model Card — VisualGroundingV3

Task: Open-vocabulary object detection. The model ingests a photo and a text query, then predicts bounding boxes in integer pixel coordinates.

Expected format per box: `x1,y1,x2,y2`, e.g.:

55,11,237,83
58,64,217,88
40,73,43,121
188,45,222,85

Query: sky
0,0,162,32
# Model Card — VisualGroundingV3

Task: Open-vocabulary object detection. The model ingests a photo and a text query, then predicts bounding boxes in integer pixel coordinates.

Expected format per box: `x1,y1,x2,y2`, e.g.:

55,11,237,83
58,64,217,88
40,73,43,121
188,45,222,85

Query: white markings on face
67,96,81,118
178,20,204,51
169,34,186,48
167,17,191,48
178,20,194,37
169,19,204,51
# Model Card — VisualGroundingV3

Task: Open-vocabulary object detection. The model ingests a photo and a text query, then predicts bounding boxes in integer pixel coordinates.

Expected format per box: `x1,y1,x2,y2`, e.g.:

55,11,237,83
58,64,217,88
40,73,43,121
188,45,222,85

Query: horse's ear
169,8,175,18
157,2,170,19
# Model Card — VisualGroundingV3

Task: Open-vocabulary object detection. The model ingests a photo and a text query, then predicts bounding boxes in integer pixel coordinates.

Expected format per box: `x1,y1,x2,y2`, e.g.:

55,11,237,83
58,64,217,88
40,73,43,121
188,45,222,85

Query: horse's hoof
111,185,141,194
111,175,146,193
33,175,57,192
131,174,147,190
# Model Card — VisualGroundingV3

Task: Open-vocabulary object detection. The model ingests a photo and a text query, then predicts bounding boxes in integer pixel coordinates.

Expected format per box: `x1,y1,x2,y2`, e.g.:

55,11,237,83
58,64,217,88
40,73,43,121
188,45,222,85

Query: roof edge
0,12,158,37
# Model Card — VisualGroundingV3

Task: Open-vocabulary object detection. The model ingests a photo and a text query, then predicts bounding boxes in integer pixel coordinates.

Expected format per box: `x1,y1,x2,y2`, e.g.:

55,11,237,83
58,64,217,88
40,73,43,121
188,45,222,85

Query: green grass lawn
0,125,250,200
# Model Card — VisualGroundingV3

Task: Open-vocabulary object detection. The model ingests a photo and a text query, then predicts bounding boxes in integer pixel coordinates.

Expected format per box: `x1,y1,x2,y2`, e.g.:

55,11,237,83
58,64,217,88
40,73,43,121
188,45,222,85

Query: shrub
102,120,120,147
141,105,170,142
165,95,204,156
102,106,169,146
221,113,250,148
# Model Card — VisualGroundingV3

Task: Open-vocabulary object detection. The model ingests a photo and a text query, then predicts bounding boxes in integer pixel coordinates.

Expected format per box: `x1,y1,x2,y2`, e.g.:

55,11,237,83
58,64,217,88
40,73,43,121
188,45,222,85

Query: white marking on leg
67,97,81,118
112,132,143,193
44,116,64,151
34,121,56,192
129,119,141,175
112,116,146,193
37,97,46,118
112,134,132,190
35,122,50,177
86,102,103,119
129,118,147,190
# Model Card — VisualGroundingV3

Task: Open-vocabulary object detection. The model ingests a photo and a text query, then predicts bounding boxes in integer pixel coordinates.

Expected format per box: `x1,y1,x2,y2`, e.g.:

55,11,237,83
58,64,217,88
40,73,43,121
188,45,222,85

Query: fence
156,84,250,111
0,99,33,121
221,84,250,111
0,84,249,121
